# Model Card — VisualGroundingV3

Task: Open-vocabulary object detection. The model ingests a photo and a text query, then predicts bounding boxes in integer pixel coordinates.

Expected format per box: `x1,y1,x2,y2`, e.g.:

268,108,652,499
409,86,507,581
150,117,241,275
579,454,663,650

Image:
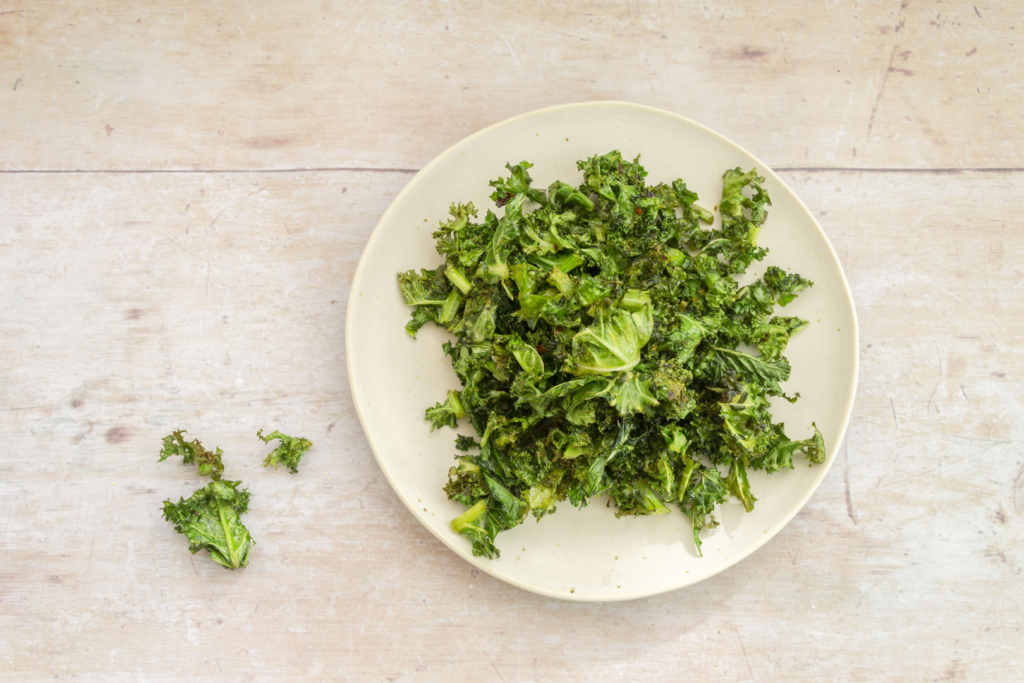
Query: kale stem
446,264,473,294
217,502,240,568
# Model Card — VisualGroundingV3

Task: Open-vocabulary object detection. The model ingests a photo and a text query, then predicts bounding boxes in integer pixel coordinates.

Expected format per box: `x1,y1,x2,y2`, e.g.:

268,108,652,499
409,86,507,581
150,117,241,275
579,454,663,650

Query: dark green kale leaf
399,153,824,558
763,265,814,307
681,464,729,556
710,348,791,394
158,430,225,480
257,429,313,474
162,479,254,569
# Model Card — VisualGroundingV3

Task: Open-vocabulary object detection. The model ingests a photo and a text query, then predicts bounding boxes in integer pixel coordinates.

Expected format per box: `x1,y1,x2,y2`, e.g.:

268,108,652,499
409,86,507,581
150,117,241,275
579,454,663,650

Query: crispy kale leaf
158,430,225,480
399,152,823,558
257,429,313,474
571,296,653,374
162,479,254,569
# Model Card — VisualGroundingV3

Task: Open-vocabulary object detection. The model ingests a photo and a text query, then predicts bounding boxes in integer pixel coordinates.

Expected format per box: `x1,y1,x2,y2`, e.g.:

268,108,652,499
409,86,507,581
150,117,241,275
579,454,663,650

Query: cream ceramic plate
346,102,858,601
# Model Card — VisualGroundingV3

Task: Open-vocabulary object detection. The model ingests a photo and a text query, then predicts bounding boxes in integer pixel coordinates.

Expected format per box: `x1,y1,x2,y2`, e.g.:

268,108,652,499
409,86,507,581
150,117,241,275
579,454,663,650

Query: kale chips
398,151,824,557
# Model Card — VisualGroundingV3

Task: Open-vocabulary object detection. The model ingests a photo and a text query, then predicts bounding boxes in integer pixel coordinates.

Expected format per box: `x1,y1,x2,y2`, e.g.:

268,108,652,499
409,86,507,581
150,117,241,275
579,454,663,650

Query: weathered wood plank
0,1,1019,172
0,169,1020,681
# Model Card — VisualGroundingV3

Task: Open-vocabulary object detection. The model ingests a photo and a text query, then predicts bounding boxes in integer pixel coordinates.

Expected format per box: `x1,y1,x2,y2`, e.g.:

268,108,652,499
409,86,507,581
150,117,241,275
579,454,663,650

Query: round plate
346,101,858,601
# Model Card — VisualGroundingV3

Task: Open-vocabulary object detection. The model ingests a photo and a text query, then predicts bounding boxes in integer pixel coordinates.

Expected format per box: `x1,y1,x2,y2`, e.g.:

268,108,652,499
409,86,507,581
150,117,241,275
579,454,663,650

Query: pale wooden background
1,1,1021,681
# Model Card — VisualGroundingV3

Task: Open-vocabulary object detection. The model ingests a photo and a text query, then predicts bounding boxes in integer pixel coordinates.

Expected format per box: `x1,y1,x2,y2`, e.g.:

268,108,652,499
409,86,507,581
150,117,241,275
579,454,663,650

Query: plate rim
345,100,860,601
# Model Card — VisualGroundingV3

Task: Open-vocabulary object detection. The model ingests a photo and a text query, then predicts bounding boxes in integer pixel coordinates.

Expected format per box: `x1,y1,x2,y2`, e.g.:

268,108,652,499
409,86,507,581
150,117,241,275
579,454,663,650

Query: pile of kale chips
398,151,824,558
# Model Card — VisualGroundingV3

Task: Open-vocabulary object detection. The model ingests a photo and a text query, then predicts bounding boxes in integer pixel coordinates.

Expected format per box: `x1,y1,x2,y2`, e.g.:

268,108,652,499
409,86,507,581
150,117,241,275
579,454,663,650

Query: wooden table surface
2,2,1021,681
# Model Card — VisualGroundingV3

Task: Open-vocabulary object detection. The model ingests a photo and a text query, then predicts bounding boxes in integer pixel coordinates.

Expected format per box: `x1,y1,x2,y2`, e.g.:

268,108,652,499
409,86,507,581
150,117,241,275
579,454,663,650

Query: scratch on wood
782,538,797,566
844,441,858,525
736,631,756,681
844,472,858,525
927,342,942,415
989,313,1008,335
505,35,525,109
244,137,294,150
959,384,970,403
1013,466,1024,515
947,434,1009,445
490,659,507,683
865,0,909,150
890,396,899,429
974,6,982,19
209,207,228,229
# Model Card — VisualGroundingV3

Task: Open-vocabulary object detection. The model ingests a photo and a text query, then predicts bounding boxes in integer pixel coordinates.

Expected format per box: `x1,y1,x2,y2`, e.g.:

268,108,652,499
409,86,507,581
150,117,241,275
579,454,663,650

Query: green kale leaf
571,298,653,374
162,479,254,569
158,430,225,480
257,429,314,474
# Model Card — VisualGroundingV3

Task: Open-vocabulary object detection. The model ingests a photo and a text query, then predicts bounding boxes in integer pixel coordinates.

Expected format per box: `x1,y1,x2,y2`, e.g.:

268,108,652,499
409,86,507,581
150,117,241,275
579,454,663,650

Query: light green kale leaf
571,294,653,374
257,429,314,474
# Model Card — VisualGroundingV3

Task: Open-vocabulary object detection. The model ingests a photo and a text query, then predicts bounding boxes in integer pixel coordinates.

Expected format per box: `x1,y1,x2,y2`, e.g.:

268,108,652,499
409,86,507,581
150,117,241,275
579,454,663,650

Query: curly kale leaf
548,180,595,212
763,265,813,307
607,373,659,416
525,467,565,519
158,430,225,480
681,465,729,556
571,296,653,374
162,479,254,569
257,429,313,474
397,266,454,338
664,315,709,363
713,168,770,273
506,334,545,378
752,423,827,472
398,266,451,307
725,458,757,513
711,347,791,392
450,500,498,559
425,390,467,431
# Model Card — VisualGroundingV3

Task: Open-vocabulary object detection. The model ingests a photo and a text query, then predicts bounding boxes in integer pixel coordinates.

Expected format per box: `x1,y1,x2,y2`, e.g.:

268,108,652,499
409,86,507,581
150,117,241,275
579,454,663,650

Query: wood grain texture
0,1,1020,172
1,0,1023,681
1,170,1021,682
